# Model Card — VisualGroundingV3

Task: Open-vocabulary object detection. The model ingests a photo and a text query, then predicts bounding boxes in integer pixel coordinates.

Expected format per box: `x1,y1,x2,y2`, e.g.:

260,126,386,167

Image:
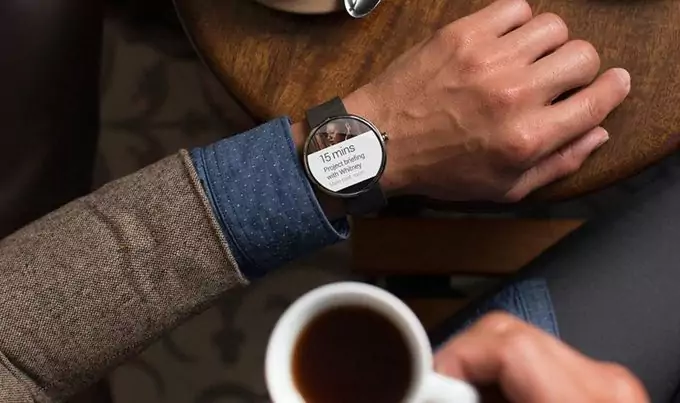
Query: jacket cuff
190,118,349,279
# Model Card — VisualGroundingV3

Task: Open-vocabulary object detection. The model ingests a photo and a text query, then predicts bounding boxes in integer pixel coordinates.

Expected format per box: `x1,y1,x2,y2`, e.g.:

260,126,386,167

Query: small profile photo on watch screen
308,118,364,151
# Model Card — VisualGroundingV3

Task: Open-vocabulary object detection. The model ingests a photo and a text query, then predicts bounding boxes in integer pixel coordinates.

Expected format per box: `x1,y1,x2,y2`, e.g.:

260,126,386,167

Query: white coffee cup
253,0,342,14
266,282,479,403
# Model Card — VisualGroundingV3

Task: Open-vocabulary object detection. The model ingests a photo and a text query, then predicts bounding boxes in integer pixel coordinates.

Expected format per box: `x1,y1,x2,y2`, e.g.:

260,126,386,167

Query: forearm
0,93,396,402
0,152,245,402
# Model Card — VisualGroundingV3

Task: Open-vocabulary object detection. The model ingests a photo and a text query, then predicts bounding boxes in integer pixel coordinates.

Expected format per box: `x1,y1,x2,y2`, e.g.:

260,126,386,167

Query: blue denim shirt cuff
190,117,349,279
463,278,560,337
433,278,560,351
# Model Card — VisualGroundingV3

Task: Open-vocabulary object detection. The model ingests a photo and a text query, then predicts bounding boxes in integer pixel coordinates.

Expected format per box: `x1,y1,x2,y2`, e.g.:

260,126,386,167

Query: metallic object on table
252,0,341,14
345,0,382,18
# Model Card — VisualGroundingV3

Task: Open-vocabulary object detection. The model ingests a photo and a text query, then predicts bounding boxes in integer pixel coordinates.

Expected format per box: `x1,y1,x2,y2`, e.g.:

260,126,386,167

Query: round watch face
303,115,387,198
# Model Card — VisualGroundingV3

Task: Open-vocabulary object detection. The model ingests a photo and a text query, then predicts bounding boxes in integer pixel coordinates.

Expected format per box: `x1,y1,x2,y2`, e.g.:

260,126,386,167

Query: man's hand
344,0,631,201
434,313,649,402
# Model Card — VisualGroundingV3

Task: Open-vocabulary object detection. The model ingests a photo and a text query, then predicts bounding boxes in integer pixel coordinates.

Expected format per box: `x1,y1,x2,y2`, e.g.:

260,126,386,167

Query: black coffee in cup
292,305,413,403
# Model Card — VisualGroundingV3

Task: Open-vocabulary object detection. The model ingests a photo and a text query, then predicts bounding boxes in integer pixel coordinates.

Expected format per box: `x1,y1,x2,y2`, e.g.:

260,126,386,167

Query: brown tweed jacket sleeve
0,151,247,402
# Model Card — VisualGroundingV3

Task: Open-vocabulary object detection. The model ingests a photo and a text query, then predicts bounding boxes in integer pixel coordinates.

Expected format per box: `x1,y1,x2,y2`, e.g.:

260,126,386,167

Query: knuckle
507,0,533,21
569,40,601,70
488,85,524,108
503,128,538,164
603,363,648,402
563,157,583,174
581,97,606,122
435,24,456,43
557,148,583,173
461,50,493,72
498,328,538,362
475,312,520,334
540,13,568,38
436,24,474,51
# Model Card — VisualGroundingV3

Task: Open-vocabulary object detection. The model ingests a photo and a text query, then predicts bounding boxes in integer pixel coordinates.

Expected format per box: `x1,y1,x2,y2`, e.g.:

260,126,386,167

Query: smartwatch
303,97,388,216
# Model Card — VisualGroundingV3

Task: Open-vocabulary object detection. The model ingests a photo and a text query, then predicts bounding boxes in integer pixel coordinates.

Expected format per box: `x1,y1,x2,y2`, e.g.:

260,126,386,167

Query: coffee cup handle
423,372,479,403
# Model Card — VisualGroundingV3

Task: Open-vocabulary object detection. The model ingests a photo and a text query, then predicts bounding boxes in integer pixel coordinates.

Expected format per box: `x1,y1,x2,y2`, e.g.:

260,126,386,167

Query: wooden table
175,0,680,201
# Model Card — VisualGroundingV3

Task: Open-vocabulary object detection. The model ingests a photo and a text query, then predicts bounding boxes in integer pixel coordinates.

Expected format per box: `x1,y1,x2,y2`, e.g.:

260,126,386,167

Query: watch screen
305,116,386,197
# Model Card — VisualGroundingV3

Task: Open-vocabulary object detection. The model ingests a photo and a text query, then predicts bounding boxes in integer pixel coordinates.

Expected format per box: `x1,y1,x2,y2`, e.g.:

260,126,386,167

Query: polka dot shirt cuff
190,117,349,279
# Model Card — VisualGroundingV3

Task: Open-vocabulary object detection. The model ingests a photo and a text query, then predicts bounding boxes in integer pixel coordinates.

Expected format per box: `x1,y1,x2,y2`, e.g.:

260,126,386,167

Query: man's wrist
290,89,412,217
342,87,410,197
292,89,411,197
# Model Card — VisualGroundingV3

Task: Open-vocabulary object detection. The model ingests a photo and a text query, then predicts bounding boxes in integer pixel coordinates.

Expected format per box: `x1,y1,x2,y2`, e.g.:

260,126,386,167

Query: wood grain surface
175,0,680,200
352,217,583,275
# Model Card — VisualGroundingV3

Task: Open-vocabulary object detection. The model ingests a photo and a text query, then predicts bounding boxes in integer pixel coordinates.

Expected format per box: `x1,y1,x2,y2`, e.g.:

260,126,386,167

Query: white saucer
253,0,343,14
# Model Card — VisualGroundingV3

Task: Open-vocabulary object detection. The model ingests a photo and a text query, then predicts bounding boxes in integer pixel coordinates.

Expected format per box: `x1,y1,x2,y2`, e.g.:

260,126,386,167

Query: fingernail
614,68,631,91
595,128,610,149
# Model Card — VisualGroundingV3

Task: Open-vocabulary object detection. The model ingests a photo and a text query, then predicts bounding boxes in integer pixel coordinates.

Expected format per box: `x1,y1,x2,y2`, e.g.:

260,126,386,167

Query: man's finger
434,313,649,403
434,313,550,383
541,68,630,152
531,40,601,104
433,313,591,403
457,0,533,37
434,313,517,382
504,126,609,201
499,13,569,65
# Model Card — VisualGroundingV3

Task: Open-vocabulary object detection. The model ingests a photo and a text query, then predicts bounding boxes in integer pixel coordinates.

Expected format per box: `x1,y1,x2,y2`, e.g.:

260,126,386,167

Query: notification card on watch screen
306,130,384,193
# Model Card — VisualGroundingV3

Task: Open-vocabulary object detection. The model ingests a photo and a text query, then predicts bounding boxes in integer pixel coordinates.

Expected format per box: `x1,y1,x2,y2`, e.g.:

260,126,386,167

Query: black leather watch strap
345,182,386,215
306,97,387,216
307,96,346,128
